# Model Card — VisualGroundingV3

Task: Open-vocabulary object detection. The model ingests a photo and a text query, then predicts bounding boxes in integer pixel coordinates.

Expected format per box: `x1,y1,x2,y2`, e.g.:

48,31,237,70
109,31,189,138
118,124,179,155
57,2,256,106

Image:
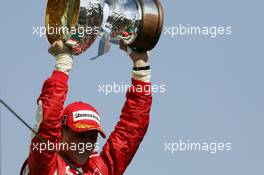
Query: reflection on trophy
45,0,164,56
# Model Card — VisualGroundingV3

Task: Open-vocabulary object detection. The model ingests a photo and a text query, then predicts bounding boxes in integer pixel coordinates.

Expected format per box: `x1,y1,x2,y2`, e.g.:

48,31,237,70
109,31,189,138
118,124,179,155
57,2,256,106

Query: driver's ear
62,125,70,137
91,132,99,142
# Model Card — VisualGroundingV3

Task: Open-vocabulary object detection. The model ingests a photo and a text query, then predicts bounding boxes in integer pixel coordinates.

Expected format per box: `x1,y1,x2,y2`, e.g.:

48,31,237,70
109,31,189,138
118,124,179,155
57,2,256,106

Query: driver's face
62,127,98,165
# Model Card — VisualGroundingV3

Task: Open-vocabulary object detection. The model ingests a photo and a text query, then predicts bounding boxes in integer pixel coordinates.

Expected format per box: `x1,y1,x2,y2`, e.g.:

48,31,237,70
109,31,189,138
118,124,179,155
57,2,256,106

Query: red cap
62,101,106,138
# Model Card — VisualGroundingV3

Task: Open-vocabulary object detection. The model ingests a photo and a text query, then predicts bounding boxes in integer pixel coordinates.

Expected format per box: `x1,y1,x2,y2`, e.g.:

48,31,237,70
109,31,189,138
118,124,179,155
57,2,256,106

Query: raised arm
101,46,152,175
22,41,73,175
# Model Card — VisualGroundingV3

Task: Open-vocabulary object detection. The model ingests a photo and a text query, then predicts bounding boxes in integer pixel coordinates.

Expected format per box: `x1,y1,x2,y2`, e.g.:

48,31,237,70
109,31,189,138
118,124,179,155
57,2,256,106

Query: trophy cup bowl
45,0,164,55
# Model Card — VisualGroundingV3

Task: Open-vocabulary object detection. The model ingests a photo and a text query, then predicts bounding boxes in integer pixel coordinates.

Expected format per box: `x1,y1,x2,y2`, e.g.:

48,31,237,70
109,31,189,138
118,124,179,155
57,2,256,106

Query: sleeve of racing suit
101,71,152,175
27,70,69,175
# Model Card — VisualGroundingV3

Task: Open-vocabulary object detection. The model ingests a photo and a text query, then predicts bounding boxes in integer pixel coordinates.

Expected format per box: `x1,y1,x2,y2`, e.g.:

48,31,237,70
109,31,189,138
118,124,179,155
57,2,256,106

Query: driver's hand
48,40,73,74
48,40,72,57
120,44,150,67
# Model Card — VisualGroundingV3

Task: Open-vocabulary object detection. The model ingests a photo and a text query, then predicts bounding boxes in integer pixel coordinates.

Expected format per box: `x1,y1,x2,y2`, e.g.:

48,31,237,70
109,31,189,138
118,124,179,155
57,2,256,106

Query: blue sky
1,0,264,174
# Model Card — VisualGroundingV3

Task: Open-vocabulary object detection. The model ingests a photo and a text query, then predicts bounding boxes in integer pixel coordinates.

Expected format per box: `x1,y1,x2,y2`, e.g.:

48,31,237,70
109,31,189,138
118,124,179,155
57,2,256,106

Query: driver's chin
72,151,90,165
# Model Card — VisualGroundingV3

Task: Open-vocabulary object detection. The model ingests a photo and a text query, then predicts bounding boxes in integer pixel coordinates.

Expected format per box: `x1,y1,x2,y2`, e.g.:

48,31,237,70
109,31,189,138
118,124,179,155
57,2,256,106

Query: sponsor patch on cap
74,123,94,129
73,110,100,124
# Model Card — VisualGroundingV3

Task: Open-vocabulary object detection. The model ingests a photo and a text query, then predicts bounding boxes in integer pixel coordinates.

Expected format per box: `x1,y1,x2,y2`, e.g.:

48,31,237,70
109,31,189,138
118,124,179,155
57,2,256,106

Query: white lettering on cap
72,110,100,125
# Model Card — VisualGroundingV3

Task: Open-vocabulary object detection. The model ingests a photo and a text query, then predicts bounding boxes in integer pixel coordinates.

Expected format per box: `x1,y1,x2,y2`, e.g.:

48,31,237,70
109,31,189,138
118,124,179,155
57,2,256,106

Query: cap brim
69,125,106,139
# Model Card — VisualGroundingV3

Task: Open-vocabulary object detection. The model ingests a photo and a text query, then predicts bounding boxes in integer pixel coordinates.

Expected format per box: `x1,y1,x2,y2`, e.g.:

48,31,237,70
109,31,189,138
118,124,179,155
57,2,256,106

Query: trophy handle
129,0,164,51
90,33,111,60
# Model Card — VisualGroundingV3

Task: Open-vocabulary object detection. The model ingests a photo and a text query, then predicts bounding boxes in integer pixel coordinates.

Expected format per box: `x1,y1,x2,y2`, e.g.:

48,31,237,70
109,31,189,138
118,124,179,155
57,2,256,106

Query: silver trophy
45,0,164,57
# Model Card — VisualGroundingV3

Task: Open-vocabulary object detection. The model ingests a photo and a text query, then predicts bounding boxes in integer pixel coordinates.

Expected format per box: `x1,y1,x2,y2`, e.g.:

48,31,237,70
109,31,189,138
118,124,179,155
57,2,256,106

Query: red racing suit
20,70,152,175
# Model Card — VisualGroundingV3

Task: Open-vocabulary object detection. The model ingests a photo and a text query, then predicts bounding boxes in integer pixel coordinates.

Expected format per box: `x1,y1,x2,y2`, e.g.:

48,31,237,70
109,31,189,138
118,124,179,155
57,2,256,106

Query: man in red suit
21,40,152,175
